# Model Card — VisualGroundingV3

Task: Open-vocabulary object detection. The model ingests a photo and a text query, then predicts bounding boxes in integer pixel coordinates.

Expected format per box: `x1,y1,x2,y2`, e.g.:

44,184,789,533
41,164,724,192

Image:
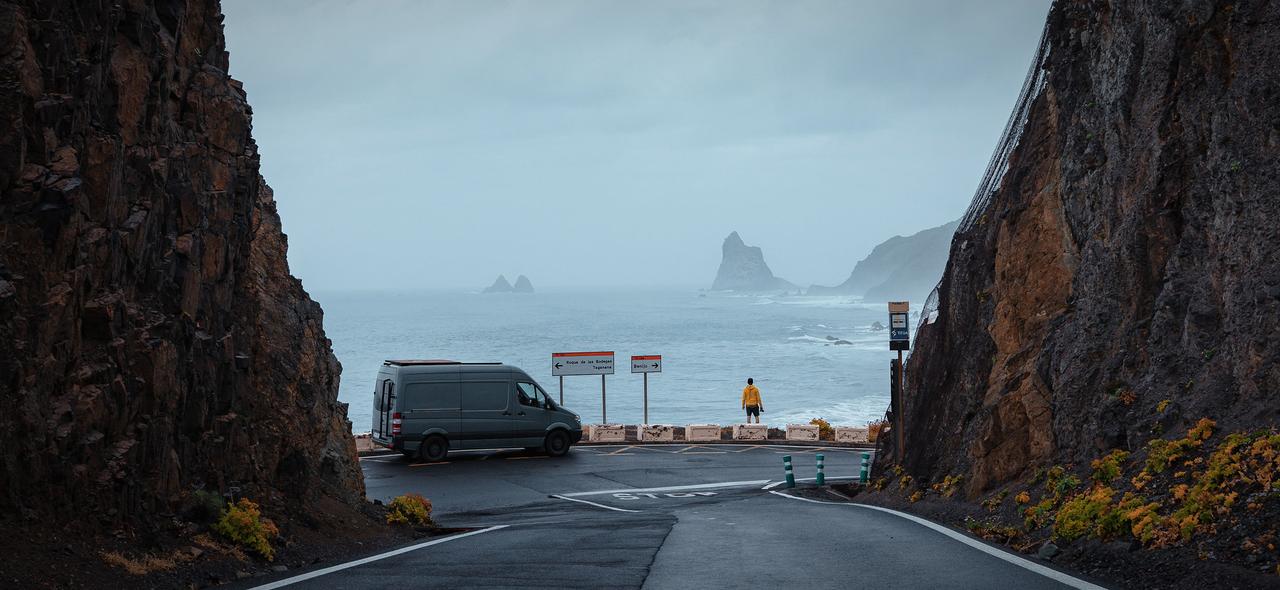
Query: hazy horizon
222,0,1051,290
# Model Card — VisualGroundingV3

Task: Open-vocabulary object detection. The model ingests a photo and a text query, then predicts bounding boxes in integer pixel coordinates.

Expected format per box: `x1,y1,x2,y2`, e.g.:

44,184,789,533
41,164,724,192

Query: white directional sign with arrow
631,355,662,374
552,351,615,376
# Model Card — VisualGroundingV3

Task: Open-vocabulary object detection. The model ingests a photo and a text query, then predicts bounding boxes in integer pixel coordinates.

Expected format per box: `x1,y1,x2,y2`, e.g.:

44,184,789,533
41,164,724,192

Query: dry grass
193,532,248,561
867,419,889,443
100,549,193,576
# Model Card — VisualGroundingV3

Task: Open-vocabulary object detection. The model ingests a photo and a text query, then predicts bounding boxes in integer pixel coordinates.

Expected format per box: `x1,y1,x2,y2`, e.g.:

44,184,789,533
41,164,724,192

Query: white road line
246,526,508,590
560,480,770,497
550,494,642,513
761,476,854,490
358,455,401,462
767,492,1108,590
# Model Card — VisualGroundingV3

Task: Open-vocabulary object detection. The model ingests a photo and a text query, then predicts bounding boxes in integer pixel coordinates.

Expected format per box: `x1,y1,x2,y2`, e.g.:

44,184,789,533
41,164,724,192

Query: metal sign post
552,351,615,423
631,355,662,424
888,302,910,456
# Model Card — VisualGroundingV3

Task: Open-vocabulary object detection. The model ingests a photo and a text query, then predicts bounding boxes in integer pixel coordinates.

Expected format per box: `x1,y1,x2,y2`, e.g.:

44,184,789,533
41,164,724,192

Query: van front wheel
420,435,448,462
544,430,571,457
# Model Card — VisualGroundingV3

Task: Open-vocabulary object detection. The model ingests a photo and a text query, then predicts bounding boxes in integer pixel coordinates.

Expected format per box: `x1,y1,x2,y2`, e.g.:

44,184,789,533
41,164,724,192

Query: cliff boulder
0,0,364,542
892,0,1280,496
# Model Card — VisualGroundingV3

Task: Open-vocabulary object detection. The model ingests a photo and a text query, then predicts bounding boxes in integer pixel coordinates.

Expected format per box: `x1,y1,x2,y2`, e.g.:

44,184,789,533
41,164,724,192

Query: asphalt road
246,444,1110,589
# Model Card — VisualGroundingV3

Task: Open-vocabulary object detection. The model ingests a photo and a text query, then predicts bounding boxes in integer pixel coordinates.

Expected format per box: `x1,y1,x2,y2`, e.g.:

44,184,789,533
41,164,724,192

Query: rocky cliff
710,231,794,292
0,0,364,538
892,1,1280,494
808,220,958,303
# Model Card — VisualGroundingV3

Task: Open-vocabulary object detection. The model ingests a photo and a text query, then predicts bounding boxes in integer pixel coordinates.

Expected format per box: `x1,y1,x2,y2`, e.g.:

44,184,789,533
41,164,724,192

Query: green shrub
213,499,279,561
1053,474,1081,497
1090,450,1130,484
1055,486,1120,541
931,474,963,498
1145,418,1215,473
809,418,834,440
187,489,226,524
387,493,434,527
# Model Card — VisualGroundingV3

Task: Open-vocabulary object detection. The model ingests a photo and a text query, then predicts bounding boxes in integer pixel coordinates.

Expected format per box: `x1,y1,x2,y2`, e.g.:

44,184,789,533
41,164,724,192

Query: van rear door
372,374,396,445
459,380,513,449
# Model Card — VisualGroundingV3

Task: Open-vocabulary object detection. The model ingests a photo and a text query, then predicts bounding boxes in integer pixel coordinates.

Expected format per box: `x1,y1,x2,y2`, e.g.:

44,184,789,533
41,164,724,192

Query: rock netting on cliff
0,0,364,528
888,1,1280,495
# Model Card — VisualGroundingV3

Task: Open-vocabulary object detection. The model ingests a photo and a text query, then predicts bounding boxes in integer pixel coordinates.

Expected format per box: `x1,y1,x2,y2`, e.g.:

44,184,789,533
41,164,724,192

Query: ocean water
315,289,914,433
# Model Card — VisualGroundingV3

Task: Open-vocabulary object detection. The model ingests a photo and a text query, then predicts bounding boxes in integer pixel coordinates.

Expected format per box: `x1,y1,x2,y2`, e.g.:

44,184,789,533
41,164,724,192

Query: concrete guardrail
685,424,721,442
834,427,870,444
639,424,675,442
785,423,819,441
587,423,625,443
732,423,767,440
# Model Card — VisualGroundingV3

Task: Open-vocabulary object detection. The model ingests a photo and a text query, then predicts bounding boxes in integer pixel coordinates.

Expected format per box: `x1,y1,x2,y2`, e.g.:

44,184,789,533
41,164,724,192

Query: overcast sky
221,0,1050,291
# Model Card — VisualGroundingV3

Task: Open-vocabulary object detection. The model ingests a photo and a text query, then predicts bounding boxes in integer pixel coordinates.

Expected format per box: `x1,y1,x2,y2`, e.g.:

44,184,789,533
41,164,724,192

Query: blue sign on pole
888,301,910,351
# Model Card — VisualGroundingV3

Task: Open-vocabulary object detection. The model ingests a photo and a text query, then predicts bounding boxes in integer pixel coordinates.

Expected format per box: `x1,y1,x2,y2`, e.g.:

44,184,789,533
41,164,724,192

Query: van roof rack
382,359,503,366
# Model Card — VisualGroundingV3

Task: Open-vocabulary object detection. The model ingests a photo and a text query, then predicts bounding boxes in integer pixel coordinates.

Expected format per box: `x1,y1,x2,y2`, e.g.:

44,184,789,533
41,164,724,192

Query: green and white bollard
860,452,870,484
816,453,825,485
783,455,795,488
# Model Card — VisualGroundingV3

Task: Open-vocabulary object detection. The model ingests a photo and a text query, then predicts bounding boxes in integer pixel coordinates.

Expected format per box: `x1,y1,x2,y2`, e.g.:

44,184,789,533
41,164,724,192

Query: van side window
403,382,461,410
516,382,542,408
461,381,509,411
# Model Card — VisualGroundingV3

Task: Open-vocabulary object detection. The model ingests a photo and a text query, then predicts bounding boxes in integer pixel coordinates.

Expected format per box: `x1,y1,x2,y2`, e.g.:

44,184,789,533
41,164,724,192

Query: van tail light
391,413,403,436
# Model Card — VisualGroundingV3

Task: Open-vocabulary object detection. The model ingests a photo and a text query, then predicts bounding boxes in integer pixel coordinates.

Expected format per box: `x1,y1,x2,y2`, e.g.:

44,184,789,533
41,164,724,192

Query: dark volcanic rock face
893,1,1280,494
0,0,364,528
711,231,794,291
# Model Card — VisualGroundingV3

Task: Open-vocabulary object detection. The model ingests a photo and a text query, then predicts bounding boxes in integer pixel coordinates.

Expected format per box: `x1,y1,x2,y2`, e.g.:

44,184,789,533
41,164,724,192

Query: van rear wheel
420,435,448,462
544,430,571,457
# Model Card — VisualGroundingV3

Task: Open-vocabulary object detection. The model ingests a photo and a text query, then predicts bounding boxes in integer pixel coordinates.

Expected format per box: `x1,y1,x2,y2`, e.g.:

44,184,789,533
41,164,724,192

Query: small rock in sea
870,321,886,331
1037,542,1060,560
833,340,853,345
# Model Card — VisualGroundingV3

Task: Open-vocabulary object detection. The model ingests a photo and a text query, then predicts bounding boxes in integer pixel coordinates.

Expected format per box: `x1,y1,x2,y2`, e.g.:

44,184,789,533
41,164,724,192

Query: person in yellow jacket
741,378,764,424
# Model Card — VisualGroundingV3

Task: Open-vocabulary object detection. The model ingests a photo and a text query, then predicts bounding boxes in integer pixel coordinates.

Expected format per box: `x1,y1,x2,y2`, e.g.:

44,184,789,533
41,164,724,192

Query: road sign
888,301,910,351
887,301,909,456
631,355,662,373
552,351,615,376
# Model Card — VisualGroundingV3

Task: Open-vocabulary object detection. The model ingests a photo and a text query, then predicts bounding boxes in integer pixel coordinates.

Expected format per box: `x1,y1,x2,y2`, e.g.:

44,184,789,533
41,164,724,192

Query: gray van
371,360,583,461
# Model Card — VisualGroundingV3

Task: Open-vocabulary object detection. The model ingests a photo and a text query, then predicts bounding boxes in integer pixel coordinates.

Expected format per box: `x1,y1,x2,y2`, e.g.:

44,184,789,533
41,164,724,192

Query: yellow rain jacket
742,384,762,407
